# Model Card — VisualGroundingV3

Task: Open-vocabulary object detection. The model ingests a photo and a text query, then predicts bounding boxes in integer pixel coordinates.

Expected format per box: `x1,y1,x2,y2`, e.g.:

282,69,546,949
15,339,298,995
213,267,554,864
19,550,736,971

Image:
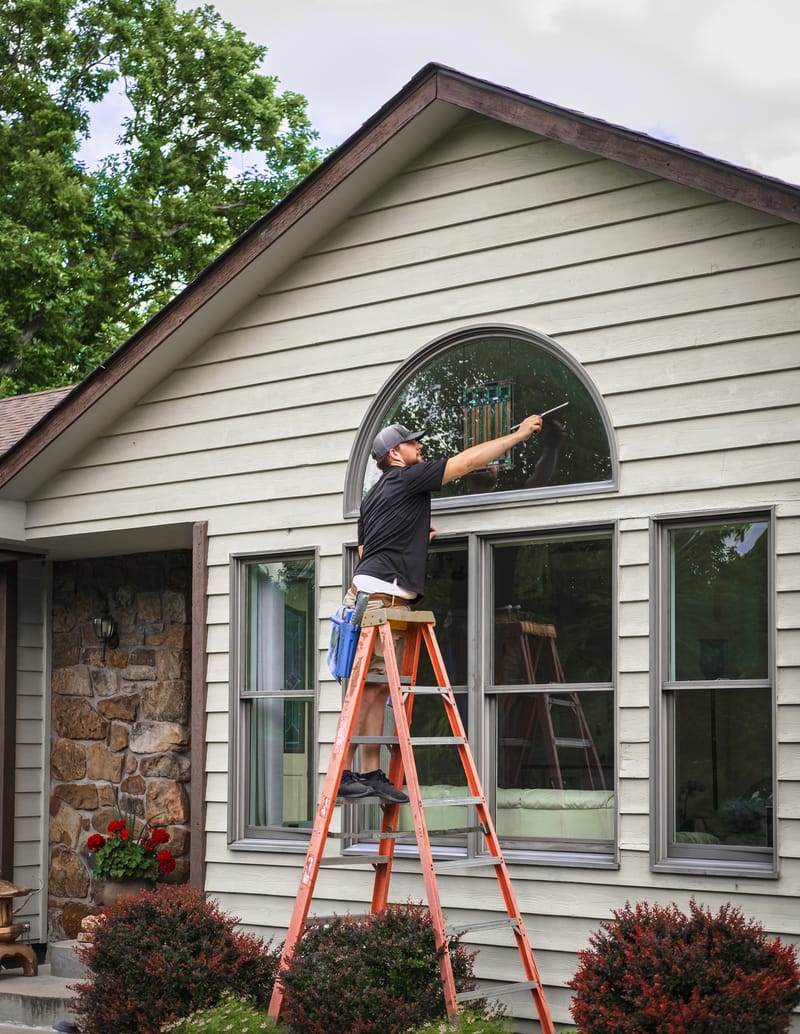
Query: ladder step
408,685,450,695
411,736,467,746
421,795,483,808
457,979,539,1002
379,825,483,839
435,856,502,872
553,737,592,748
319,855,389,866
451,917,520,934
349,735,466,746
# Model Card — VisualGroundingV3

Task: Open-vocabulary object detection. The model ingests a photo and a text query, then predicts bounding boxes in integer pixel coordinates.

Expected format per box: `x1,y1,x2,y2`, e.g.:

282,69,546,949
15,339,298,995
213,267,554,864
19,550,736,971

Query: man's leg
337,595,409,802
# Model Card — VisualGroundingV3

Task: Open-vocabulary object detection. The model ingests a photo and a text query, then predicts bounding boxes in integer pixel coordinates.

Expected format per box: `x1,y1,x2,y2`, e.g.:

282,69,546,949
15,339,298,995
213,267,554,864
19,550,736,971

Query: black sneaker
337,769,371,798
358,769,409,804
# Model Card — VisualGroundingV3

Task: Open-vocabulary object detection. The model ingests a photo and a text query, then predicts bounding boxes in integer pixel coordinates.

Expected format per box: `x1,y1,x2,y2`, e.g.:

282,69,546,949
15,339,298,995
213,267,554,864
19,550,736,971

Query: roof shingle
0,387,74,456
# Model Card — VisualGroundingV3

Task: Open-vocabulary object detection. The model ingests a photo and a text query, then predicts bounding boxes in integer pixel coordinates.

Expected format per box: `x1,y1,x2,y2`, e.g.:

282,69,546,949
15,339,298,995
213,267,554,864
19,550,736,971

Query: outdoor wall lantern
93,609,119,652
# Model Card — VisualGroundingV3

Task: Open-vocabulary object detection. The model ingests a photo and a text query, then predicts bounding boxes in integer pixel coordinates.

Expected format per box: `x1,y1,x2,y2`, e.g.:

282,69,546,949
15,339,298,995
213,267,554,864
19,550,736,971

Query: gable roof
1,62,798,497
0,386,74,456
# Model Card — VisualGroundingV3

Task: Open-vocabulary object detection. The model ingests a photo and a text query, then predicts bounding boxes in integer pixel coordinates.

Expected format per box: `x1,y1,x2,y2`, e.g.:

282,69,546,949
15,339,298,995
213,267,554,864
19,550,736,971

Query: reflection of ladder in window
268,609,556,1034
510,620,605,790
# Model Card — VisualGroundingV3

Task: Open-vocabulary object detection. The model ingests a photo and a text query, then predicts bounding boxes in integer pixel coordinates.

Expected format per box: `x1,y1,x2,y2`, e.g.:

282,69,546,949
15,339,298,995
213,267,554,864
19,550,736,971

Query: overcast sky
169,0,800,187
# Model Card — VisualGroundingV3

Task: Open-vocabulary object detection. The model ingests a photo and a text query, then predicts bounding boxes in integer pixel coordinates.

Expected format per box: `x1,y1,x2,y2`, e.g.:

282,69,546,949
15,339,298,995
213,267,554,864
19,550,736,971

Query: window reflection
491,535,615,848
493,537,612,684
674,687,772,848
363,333,612,499
670,521,768,681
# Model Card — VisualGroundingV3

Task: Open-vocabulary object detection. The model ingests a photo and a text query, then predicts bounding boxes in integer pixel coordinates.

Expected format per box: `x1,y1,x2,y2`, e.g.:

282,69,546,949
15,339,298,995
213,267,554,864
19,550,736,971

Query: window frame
343,323,618,518
651,509,777,877
341,524,619,868
228,548,319,851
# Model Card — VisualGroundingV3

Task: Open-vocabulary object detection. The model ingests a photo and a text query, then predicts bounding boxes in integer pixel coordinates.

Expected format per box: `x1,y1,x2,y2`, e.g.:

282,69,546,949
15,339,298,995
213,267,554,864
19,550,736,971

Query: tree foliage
0,0,323,395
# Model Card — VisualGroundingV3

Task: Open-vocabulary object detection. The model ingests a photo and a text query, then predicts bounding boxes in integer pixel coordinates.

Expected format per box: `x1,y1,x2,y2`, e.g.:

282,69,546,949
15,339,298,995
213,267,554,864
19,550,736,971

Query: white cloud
170,0,800,185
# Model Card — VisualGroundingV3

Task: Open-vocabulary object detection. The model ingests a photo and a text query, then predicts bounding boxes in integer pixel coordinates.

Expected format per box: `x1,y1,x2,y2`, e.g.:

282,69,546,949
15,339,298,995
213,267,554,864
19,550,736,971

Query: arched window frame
343,324,619,517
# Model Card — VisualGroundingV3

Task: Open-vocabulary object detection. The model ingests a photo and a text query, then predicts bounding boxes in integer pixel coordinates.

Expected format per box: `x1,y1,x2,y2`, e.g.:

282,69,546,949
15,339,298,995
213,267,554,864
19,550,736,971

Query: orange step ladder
268,607,556,1033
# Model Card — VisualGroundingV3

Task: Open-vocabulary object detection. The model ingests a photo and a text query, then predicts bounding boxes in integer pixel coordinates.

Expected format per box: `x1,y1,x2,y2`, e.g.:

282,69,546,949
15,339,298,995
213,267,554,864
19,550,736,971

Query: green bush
569,898,800,1033
73,884,280,1034
160,991,279,1032
278,902,491,1034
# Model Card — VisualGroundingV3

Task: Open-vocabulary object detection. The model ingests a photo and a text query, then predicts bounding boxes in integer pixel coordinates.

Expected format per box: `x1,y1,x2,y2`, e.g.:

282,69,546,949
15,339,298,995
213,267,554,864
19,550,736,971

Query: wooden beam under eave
0,563,18,880
190,522,209,890
435,70,800,224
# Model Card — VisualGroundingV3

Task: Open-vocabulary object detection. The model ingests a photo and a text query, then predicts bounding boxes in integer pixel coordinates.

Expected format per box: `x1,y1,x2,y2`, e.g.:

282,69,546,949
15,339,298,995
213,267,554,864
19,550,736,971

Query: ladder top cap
360,608,436,626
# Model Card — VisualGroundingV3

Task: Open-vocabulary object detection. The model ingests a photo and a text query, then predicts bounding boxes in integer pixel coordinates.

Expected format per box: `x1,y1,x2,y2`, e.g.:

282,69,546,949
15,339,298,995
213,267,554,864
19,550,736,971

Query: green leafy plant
73,884,279,1034
278,902,491,1034
86,790,175,881
409,1007,512,1032
160,991,279,1033
569,898,800,1033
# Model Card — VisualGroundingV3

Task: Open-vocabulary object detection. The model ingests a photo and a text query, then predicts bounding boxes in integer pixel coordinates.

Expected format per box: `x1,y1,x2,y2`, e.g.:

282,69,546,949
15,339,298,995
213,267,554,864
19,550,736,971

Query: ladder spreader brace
267,608,556,1034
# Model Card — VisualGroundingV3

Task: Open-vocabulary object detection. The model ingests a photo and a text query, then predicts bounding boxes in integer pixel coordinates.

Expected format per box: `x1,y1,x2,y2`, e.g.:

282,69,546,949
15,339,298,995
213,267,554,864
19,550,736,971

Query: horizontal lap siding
14,561,46,942
20,113,800,1027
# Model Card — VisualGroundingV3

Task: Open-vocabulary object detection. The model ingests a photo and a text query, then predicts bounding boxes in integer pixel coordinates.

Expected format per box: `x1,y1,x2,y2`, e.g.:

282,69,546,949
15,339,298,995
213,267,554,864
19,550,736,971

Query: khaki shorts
343,589,410,680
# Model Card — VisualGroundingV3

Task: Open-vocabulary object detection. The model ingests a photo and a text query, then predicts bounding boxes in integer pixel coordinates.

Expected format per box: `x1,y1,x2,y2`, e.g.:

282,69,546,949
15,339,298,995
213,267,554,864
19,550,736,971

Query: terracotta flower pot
96,878,153,907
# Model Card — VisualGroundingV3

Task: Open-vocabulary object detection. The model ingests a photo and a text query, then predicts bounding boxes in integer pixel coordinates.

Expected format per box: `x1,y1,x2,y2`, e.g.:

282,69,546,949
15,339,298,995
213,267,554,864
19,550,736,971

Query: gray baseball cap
371,423,426,460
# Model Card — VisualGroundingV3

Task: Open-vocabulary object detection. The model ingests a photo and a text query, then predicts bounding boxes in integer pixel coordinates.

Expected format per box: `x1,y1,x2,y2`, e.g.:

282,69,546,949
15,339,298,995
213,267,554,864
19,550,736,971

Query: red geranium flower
157,850,176,874
87,833,105,851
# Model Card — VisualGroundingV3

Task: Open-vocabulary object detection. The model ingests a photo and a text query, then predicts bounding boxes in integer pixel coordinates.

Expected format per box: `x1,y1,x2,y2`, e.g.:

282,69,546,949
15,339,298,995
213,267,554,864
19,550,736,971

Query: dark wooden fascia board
0,74,439,492
435,69,800,224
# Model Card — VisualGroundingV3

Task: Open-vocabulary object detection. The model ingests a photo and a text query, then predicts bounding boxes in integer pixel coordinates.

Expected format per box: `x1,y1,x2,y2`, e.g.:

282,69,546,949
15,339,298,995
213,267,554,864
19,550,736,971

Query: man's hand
515,414,543,440
429,525,437,542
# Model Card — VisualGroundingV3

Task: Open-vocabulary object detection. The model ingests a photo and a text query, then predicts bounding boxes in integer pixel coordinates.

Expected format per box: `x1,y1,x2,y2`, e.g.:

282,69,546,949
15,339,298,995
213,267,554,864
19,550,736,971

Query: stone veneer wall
47,551,192,941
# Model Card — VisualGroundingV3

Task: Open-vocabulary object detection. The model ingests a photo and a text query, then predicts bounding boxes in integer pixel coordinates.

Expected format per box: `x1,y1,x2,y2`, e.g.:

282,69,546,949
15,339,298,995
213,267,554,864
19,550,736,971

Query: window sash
232,552,317,843
657,514,774,872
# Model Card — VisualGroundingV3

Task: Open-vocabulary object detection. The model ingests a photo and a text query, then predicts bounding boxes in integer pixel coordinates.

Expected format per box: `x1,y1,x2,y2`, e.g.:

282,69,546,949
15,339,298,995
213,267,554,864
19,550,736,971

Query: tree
0,0,323,396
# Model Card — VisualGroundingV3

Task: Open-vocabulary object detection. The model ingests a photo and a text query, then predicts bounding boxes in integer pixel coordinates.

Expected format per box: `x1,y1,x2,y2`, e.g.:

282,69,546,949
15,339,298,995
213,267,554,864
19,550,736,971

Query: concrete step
0,964,76,1032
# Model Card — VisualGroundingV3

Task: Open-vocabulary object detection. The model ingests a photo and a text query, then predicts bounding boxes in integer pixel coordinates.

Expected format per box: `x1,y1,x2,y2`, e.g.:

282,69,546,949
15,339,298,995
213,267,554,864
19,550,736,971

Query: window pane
673,687,772,848
412,543,469,789
670,521,768,681
243,556,315,831
245,558,315,693
363,334,612,499
495,690,615,846
493,536,612,684
247,698,314,829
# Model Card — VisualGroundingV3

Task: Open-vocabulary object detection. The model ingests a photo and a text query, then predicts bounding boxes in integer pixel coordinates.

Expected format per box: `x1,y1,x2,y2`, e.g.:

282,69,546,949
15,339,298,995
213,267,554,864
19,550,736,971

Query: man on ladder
338,411,544,802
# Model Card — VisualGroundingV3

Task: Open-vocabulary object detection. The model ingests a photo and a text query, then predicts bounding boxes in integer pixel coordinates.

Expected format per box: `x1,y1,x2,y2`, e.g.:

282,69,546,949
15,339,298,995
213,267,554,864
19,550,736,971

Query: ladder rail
419,623,555,1032
266,625,376,1016
371,620,460,1016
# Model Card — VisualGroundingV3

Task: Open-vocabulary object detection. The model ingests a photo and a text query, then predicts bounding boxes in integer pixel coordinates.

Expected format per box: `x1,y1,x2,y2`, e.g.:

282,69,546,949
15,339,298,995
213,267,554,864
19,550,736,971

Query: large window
658,516,773,871
351,531,616,859
351,328,614,508
232,553,316,842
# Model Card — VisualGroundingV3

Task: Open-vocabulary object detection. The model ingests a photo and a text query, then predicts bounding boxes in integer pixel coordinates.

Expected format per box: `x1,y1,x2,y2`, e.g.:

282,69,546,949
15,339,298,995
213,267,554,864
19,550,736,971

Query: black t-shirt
355,458,447,599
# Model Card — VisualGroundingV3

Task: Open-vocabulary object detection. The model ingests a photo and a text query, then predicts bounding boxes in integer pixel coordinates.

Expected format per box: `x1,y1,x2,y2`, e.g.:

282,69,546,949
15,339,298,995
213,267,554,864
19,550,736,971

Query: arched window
346,326,616,511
